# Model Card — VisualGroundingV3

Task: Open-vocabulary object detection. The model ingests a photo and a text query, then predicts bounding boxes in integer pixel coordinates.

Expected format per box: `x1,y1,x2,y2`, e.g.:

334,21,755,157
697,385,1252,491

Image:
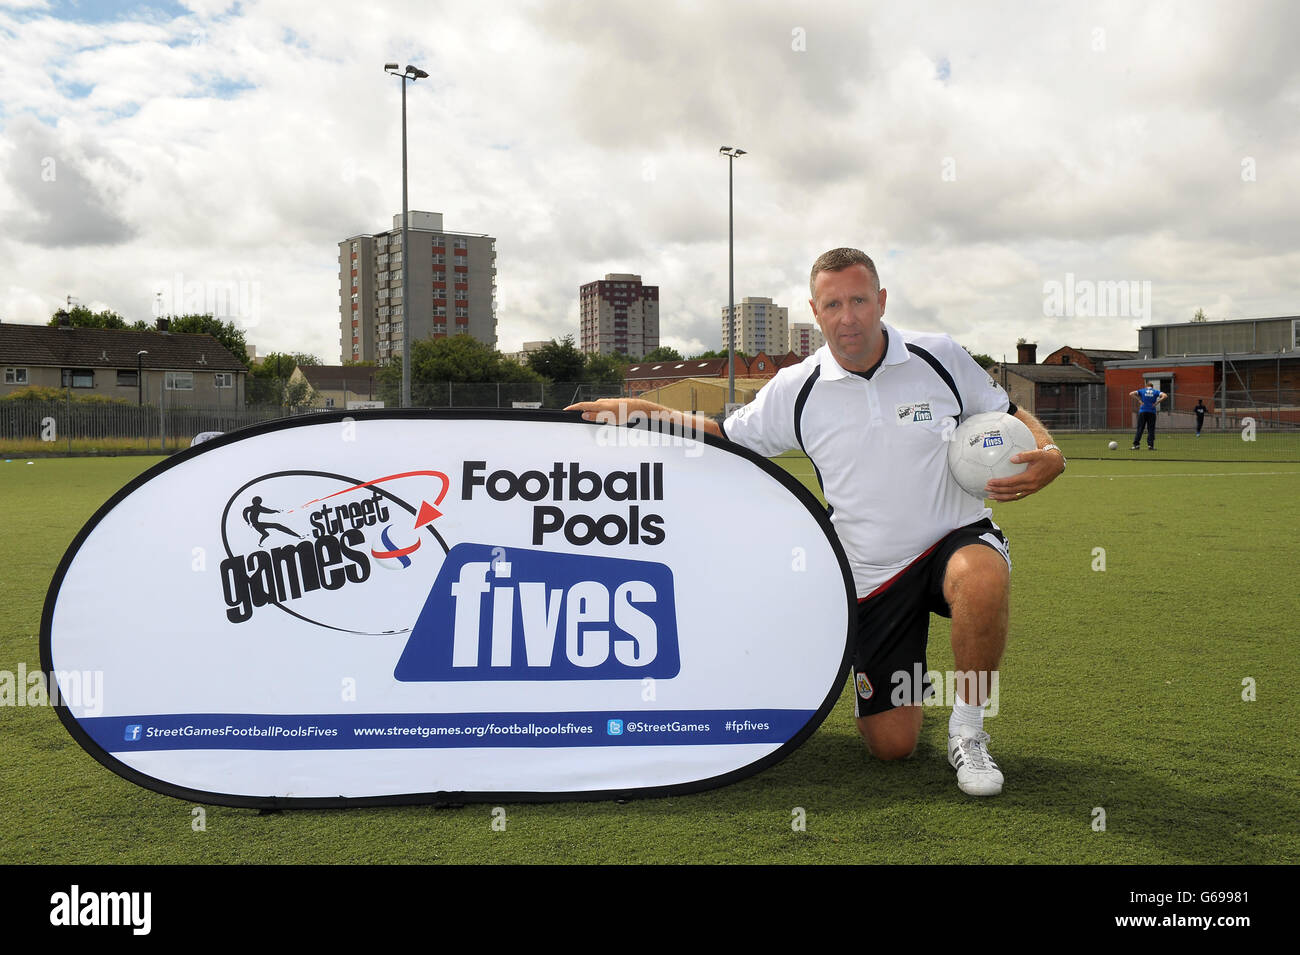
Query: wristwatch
1041,444,1066,471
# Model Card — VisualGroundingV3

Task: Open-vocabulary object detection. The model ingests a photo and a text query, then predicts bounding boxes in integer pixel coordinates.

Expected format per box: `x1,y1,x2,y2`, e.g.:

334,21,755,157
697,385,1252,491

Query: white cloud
0,0,1295,362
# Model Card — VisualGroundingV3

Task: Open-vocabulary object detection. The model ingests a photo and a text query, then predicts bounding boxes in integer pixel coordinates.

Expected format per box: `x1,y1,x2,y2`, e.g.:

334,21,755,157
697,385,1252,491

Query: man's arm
565,398,724,439
983,407,1065,502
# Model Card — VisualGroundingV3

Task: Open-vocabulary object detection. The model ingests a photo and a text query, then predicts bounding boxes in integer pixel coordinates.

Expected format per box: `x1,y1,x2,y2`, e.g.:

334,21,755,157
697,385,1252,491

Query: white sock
949,693,985,738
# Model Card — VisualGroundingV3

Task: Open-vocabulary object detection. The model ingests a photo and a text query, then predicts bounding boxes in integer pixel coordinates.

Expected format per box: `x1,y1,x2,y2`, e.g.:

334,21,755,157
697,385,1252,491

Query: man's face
809,264,887,372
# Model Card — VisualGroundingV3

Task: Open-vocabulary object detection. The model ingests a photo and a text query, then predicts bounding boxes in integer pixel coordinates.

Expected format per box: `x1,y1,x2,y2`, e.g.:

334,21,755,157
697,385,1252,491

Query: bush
0,386,132,404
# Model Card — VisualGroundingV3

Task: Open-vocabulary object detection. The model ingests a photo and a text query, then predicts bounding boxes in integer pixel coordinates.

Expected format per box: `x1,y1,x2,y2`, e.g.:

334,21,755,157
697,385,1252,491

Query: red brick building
1041,345,1140,374
1103,316,1300,429
986,342,1106,428
623,351,804,399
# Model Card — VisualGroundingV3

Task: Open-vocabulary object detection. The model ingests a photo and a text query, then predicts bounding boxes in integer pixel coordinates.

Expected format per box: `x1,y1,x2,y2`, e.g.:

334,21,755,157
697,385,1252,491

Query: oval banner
41,411,854,807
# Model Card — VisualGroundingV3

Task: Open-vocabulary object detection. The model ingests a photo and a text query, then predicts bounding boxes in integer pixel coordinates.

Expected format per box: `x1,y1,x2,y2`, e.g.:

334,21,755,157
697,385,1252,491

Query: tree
164,314,251,368
45,306,252,368
381,336,544,386
257,352,320,378
643,346,683,362
689,349,749,361
1192,308,1208,322
527,335,586,382
47,305,127,329
250,352,321,407
583,352,631,390
963,346,996,370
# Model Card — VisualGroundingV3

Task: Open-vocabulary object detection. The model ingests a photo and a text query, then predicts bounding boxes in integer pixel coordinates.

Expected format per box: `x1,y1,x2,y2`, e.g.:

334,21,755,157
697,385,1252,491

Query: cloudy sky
1,0,1297,363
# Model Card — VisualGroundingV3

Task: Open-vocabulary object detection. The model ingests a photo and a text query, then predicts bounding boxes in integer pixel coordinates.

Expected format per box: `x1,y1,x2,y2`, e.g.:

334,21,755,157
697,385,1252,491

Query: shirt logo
895,402,933,424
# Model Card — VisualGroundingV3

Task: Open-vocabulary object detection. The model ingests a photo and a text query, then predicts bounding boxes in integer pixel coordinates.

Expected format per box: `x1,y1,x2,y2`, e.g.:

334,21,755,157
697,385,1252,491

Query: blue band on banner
87,710,815,751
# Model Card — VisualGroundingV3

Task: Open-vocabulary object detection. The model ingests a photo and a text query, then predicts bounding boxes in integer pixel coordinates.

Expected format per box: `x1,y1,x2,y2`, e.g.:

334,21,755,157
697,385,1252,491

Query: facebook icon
123,724,142,742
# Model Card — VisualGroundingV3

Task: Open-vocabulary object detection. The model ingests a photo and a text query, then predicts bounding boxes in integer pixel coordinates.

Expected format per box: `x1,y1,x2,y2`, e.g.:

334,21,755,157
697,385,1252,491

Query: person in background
1129,384,1166,450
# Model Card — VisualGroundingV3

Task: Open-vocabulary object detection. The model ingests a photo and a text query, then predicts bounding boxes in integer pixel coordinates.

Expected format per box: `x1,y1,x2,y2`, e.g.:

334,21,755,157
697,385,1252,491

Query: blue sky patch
39,0,192,25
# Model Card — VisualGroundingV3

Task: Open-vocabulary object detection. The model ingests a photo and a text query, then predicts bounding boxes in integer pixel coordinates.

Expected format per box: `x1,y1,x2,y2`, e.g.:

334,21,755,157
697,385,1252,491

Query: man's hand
565,398,724,439
984,407,1064,502
565,398,654,423
984,447,1065,502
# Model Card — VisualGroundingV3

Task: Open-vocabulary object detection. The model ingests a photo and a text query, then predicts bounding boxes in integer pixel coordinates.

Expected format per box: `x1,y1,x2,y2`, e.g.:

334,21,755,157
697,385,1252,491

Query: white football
947,412,1036,498
1108,440,1118,450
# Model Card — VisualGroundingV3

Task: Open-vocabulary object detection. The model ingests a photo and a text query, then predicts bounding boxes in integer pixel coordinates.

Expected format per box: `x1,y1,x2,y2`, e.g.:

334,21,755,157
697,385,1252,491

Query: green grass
1049,430,1299,462
2,455,1297,864
0,436,181,455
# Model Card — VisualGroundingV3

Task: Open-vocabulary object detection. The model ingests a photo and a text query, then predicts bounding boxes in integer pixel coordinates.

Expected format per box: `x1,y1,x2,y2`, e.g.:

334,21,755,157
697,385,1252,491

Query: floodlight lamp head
383,62,399,71
407,65,429,79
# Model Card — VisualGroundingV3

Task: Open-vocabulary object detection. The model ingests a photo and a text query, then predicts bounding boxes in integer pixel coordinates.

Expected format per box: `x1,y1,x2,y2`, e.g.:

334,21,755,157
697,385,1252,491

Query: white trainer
947,729,1004,796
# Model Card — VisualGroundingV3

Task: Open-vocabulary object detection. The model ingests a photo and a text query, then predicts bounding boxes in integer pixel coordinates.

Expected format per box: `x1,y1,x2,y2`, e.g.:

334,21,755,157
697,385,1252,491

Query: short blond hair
809,248,880,298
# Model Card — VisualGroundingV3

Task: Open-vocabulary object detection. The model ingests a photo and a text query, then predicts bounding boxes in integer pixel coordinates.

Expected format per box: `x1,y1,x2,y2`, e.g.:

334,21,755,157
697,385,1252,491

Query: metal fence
0,399,316,452
0,381,627,454
8,379,1295,459
402,381,622,410
1037,389,1300,433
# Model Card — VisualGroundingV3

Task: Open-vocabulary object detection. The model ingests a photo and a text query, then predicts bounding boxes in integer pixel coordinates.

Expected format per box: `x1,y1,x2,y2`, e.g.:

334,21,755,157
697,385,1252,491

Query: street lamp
719,146,746,408
385,62,429,408
136,350,148,406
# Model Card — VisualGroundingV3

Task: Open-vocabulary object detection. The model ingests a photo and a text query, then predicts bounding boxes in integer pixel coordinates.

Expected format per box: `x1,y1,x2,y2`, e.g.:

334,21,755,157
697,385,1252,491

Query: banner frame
40,408,856,809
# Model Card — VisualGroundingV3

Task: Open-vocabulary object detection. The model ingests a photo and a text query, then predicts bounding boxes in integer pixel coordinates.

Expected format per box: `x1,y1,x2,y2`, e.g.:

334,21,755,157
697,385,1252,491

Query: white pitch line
780,465,1297,479
1066,471,1298,478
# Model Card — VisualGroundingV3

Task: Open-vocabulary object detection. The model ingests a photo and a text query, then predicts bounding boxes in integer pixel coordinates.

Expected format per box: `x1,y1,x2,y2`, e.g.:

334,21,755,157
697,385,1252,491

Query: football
947,412,1037,498
1108,440,1119,450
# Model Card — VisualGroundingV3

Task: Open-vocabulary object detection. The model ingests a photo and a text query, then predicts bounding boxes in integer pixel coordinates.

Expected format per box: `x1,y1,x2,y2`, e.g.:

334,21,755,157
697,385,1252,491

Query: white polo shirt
722,324,1013,597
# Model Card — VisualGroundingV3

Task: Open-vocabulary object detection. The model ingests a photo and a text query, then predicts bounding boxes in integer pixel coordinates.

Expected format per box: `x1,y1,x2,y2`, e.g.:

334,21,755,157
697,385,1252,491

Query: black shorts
851,518,1010,718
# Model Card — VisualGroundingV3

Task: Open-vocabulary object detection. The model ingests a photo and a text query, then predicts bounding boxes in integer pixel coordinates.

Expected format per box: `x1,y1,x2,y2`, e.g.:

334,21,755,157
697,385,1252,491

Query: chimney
156,318,170,332
1016,341,1037,364
56,310,72,328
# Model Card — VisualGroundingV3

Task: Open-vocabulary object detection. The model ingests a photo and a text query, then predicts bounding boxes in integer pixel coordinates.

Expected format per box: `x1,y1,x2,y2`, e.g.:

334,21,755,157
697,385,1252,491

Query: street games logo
219,470,450,633
217,462,682,679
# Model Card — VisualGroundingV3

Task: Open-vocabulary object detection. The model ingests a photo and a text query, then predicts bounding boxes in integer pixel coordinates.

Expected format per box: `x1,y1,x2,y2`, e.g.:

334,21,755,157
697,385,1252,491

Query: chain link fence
0,381,627,455
8,379,1295,461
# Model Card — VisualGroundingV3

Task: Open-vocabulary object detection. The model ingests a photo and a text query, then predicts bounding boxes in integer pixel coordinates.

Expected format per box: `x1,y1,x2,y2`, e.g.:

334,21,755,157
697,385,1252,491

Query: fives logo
395,544,680,681
219,470,450,633
969,430,1003,448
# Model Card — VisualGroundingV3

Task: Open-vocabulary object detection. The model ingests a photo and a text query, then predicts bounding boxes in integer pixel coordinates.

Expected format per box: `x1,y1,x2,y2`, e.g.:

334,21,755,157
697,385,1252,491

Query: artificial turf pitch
1,452,1295,865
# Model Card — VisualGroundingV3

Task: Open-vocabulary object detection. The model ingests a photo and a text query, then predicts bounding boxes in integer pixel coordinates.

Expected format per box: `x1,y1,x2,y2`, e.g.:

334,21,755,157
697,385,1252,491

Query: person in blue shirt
1129,385,1166,450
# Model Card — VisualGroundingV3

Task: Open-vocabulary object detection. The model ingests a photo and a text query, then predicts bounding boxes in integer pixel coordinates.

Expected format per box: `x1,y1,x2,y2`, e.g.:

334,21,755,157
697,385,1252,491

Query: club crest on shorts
856,671,873,699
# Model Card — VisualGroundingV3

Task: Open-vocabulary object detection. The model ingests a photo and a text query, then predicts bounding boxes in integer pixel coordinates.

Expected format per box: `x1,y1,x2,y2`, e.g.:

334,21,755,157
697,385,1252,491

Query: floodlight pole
136,350,148,406
386,62,428,408
720,147,746,407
